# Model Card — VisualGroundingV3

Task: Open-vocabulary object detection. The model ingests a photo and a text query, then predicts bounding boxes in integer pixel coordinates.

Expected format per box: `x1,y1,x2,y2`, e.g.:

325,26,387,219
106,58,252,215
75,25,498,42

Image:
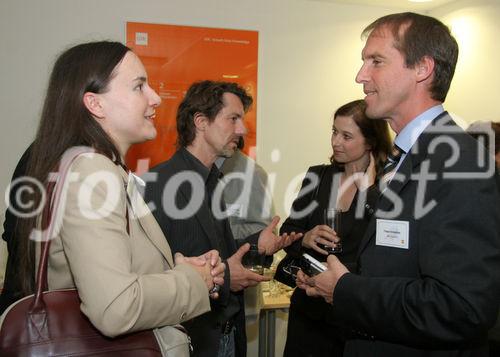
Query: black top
333,192,362,271
279,164,379,324
280,164,378,272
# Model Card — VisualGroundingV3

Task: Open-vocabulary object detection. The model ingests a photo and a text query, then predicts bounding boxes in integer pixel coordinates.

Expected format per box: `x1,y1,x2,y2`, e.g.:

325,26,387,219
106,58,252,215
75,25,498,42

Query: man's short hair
363,12,459,102
176,80,253,148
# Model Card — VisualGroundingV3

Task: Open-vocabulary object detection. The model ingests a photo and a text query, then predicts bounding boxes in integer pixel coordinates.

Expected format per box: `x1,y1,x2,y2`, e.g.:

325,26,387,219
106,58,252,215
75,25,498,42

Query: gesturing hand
258,216,303,255
226,243,270,292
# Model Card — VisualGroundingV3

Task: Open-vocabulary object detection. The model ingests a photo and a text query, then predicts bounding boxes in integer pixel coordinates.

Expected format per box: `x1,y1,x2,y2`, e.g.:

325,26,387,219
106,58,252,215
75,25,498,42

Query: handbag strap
35,182,55,297
31,147,96,312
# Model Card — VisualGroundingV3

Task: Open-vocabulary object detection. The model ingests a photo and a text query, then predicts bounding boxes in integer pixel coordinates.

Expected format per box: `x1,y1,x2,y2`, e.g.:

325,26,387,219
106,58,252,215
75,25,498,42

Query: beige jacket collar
120,167,175,269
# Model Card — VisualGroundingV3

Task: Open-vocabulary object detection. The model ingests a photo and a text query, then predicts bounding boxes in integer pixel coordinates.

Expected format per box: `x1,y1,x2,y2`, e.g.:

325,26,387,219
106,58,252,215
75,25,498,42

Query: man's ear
83,92,105,119
416,56,435,83
193,112,208,131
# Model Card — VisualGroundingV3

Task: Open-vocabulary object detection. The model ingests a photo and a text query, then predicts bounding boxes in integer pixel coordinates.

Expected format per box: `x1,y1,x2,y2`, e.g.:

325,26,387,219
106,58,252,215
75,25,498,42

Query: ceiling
307,0,459,12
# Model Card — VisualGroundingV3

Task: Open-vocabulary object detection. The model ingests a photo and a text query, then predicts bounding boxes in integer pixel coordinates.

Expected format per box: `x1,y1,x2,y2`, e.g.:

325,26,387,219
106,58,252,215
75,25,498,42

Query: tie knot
381,144,405,180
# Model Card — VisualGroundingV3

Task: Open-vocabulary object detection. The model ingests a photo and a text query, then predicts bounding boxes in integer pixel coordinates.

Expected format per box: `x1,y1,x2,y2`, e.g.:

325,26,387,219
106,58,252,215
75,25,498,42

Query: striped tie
381,144,404,184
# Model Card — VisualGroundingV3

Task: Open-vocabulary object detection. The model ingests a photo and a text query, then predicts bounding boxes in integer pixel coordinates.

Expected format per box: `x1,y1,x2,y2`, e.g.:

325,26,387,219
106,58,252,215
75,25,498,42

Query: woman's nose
149,87,162,107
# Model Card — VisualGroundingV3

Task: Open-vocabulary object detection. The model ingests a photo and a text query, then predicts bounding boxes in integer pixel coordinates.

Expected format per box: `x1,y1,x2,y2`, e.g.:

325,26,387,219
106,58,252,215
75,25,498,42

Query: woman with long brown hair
280,99,391,356
1,41,224,348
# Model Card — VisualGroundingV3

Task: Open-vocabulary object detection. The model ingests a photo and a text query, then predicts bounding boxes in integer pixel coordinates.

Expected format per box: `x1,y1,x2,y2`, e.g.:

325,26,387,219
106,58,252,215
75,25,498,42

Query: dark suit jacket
331,113,500,356
144,148,259,357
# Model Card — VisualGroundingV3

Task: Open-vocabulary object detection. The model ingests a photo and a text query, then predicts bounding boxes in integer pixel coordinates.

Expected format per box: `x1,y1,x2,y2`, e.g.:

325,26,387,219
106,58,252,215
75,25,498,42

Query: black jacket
0,144,32,314
333,113,500,356
144,148,260,357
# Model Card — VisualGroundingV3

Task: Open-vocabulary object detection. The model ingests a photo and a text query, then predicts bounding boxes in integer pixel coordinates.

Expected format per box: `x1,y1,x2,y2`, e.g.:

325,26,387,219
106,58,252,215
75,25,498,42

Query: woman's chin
143,128,157,142
333,155,346,164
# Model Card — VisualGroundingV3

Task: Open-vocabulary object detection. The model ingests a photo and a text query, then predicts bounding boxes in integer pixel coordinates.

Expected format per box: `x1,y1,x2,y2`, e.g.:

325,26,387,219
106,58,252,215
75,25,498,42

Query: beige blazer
46,153,210,337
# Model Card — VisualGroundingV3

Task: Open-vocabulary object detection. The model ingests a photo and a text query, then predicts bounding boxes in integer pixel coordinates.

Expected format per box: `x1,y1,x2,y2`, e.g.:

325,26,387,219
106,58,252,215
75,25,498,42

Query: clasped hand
175,249,225,299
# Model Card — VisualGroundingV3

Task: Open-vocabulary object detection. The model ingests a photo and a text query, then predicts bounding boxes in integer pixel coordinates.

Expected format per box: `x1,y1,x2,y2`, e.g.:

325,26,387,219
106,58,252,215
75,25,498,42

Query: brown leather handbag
0,147,163,356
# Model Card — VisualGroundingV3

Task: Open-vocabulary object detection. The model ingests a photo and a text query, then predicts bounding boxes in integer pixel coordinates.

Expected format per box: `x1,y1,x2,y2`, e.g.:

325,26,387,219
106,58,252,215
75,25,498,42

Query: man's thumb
267,215,280,231
327,254,340,269
234,243,250,260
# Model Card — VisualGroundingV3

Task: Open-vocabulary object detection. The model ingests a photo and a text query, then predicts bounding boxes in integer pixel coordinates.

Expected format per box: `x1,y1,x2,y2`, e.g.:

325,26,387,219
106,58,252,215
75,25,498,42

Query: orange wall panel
126,22,258,173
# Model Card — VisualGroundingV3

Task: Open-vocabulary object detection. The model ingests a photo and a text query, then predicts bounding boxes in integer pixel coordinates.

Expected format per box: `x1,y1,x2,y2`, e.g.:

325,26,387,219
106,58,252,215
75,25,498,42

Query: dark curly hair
176,80,253,148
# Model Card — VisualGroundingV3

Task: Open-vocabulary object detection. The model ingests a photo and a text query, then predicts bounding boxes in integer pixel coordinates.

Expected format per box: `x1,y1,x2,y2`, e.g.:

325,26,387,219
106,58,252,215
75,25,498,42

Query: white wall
430,0,500,126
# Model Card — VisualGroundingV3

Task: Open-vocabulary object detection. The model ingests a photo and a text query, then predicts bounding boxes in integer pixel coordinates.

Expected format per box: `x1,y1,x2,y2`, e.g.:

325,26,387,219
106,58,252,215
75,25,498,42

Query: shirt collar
180,147,220,184
394,104,444,153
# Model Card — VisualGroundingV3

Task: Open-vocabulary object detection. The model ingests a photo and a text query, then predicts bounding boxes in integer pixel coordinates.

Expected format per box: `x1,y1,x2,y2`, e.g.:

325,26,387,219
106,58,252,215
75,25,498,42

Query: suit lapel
356,155,415,255
124,169,175,268
356,113,450,256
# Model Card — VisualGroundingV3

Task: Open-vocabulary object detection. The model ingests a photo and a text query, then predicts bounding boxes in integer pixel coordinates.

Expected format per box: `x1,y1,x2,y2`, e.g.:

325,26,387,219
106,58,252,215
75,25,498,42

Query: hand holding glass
322,208,342,254
242,244,265,275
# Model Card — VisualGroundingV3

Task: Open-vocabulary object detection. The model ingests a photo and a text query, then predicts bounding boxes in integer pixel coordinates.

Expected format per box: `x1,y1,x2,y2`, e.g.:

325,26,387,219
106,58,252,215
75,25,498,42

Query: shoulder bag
0,147,190,356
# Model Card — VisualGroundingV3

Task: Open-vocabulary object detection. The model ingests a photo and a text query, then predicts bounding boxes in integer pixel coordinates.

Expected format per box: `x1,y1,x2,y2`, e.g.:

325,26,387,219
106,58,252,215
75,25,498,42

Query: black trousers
283,289,345,357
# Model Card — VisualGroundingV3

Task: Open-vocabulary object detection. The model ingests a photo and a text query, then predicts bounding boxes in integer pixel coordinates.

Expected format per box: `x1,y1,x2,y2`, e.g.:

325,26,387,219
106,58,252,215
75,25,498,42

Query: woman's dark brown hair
329,99,392,175
17,41,131,295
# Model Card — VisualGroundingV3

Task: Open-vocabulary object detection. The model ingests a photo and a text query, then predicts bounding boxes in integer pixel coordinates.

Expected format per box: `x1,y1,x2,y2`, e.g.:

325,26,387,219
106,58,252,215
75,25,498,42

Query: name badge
376,219,409,249
226,204,242,217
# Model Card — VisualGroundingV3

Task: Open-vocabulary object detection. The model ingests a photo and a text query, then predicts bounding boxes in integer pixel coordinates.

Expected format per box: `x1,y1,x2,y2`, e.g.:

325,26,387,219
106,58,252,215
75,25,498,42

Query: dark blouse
279,163,379,324
280,164,379,272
